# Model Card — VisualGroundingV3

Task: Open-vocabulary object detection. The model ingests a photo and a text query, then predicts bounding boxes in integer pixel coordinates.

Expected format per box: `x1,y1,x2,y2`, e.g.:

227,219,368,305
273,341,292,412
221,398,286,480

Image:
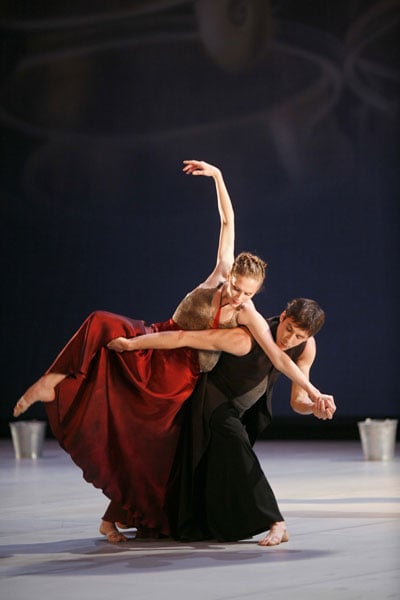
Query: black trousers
167,401,284,542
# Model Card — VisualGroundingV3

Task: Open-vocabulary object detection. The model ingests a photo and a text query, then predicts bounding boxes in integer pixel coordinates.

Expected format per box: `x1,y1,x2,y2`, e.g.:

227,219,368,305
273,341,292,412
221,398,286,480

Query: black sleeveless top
207,316,307,442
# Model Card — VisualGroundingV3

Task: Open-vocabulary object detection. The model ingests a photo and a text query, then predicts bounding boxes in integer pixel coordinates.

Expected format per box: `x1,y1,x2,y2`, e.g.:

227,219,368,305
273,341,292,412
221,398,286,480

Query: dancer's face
276,314,310,350
225,274,260,308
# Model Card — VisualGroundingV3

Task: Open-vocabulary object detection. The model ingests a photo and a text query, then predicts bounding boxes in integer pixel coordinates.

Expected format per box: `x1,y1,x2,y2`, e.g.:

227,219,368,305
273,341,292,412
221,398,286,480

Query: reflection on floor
1,439,399,600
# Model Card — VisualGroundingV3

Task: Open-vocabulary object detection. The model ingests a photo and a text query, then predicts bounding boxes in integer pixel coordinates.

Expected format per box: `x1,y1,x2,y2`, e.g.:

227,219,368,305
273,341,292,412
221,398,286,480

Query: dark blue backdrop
1,1,398,437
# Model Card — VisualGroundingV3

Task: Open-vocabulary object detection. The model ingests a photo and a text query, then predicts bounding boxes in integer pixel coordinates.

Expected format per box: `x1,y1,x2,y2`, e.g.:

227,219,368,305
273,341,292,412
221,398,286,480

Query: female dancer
13,160,331,543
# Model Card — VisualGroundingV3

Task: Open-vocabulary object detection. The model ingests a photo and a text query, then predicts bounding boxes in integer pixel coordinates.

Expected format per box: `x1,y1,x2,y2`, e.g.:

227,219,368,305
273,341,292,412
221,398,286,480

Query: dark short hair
284,298,325,337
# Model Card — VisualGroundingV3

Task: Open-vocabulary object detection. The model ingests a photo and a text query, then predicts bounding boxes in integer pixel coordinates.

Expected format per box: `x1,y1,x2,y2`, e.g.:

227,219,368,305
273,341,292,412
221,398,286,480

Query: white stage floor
1,438,399,600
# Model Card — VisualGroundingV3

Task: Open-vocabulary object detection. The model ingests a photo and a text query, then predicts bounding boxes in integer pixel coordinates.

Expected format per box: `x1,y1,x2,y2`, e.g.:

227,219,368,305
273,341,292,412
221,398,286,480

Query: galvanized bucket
9,420,47,459
357,418,398,461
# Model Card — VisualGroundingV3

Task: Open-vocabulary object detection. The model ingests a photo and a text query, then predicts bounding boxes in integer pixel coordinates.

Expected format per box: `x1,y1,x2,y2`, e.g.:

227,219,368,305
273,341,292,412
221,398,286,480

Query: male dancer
108,298,336,545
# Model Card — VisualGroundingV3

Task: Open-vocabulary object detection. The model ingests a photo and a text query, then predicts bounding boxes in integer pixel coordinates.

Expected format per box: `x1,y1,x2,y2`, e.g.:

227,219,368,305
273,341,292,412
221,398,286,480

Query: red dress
44,285,237,535
45,311,200,535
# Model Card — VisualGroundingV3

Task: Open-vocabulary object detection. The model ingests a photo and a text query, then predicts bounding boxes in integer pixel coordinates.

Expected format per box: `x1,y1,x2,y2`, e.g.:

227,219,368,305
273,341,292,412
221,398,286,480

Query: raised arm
107,327,253,356
183,160,235,283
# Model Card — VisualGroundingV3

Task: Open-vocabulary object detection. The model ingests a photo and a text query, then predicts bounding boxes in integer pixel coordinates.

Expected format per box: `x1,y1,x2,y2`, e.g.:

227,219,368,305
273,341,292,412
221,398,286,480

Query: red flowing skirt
45,311,200,535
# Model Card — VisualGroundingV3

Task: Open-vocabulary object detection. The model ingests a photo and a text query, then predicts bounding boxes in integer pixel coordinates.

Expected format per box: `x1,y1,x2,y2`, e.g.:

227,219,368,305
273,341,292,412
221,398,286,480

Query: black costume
166,316,306,542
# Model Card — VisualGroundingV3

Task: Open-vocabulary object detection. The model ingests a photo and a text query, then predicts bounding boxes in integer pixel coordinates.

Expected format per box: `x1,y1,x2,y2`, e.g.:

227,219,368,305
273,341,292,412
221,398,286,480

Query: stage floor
1,439,399,600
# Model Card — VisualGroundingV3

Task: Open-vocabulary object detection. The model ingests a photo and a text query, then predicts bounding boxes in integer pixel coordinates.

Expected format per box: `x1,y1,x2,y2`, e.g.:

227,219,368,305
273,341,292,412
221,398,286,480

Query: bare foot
114,522,161,539
13,373,66,417
258,521,289,547
99,520,129,543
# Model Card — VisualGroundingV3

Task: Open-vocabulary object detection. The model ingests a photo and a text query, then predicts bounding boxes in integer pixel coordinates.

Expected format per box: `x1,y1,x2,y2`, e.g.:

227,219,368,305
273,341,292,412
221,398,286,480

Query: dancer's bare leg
257,521,289,547
13,373,67,417
99,520,129,543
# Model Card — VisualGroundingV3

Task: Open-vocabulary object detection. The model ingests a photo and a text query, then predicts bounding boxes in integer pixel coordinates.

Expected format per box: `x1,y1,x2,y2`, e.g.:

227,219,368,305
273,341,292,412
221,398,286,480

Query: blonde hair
231,252,267,284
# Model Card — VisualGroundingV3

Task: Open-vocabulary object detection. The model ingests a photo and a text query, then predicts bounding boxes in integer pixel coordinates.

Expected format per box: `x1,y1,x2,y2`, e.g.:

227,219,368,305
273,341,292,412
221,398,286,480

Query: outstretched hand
182,159,220,178
107,337,132,353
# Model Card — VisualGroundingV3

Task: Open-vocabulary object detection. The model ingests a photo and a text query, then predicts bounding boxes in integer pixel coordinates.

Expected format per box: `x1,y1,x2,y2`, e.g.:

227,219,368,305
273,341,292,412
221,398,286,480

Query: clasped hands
312,394,336,420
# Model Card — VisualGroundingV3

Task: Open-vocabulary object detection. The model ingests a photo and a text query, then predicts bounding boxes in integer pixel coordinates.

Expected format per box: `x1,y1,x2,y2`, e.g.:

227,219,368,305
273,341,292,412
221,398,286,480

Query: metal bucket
357,418,398,461
9,420,47,459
